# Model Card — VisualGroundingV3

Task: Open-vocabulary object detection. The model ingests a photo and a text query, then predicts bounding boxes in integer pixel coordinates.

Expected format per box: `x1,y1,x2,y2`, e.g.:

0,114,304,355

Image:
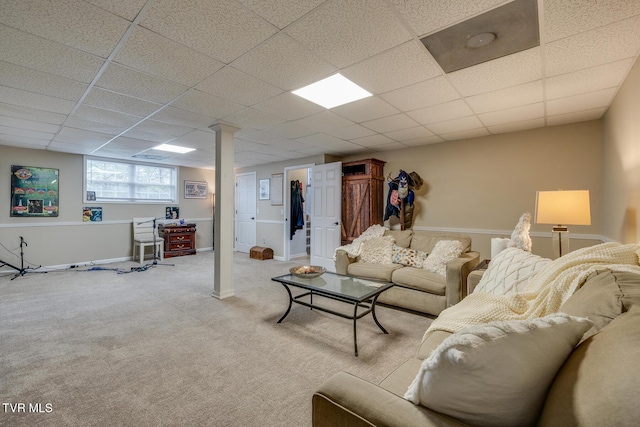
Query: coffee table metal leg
277,283,293,323
371,294,388,334
353,303,359,357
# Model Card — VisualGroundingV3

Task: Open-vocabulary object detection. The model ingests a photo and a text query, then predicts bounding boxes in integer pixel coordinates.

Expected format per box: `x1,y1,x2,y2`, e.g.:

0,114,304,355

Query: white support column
209,123,239,300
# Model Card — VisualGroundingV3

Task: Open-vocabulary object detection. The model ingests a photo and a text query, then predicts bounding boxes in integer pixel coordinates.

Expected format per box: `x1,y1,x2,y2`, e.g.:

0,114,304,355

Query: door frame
234,171,256,253
283,163,314,262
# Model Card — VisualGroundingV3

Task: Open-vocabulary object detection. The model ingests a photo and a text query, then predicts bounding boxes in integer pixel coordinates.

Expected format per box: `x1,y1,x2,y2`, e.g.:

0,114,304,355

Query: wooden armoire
341,158,386,245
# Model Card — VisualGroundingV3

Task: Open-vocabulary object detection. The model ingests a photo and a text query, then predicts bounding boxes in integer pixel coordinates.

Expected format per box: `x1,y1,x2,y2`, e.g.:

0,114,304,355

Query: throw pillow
422,240,464,276
391,245,428,268
404,313,593,427
474,247,551,295
358,235,395,264
507,212,532,251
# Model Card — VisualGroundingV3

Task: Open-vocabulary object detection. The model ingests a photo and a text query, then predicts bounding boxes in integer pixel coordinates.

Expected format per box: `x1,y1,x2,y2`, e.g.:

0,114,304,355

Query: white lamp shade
535,190,591,226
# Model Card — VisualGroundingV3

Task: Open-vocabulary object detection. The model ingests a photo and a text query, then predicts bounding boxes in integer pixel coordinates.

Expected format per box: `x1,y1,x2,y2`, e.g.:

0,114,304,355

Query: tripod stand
135,218,173,267
0,237,44,280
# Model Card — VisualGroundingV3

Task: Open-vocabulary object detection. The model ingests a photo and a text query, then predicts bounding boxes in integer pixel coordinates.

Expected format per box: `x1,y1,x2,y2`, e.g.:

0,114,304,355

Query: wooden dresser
341,158,386,245
159,223,196,258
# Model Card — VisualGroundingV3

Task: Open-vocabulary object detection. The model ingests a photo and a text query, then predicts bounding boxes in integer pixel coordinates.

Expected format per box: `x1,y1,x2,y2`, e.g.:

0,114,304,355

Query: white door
235,172,256,253
310,162,342,272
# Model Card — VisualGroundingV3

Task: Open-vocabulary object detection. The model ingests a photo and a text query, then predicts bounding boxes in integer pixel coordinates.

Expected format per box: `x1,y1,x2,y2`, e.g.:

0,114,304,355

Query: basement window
84,157,177,203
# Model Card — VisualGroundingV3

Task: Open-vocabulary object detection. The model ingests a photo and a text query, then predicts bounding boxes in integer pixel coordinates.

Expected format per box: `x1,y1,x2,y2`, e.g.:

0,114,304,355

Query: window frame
83,156,178,204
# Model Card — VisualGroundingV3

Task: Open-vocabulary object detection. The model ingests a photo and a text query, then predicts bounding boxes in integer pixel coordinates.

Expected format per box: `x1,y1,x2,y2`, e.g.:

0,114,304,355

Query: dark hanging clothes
290,180,305,240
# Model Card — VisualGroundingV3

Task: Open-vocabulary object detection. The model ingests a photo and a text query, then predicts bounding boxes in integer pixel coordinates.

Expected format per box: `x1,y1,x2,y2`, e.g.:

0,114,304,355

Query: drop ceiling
0,0,639,169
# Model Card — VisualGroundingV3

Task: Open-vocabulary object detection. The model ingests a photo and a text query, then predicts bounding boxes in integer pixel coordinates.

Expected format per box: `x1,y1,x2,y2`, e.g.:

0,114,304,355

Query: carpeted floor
0,251,432,426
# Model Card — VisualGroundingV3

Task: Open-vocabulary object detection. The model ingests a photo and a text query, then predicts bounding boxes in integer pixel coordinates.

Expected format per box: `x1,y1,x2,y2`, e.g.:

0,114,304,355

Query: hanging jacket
290,180,305,240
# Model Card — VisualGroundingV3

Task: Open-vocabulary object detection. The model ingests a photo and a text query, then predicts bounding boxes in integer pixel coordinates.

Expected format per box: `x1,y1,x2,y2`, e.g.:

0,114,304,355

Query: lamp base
551,225,569,259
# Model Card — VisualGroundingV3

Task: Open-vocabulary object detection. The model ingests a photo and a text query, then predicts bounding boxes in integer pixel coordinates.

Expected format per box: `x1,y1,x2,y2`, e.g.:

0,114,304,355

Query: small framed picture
259,178,270,200
86,191,96,201
184,180,207,199
166,206,179,219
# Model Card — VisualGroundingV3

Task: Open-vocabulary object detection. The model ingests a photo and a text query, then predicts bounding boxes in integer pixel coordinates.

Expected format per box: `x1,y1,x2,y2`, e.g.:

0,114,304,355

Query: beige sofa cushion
347,262,403,282
539,306,640,427
410,232,471,254
392,267,446,295
384,229,414,248
560,269,640,341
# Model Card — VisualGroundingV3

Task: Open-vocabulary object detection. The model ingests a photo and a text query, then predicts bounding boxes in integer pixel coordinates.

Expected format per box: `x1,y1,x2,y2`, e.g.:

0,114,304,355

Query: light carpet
0,251,432,426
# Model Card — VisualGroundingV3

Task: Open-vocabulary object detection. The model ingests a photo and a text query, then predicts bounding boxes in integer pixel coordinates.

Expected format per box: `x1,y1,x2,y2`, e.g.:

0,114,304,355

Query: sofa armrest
313,372,465,427
335,249,357,275
467,269,485,295
445,251,480,308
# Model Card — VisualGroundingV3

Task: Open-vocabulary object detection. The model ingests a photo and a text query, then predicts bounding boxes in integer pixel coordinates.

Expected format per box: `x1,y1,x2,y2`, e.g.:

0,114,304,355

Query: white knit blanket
424,242,640,340
333,224,387,260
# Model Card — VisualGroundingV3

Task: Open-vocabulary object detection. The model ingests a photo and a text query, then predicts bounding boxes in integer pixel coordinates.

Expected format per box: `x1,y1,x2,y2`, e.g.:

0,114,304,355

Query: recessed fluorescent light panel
153,144,195,154
292,74,372,109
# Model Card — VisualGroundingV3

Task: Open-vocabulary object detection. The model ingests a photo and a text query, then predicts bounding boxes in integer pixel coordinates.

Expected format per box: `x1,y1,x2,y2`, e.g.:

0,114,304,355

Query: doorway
235,172,256,253
284,164,313,262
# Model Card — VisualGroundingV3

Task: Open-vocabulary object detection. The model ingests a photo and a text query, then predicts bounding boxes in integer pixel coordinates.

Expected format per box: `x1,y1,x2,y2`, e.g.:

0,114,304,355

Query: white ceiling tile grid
0,0,638,168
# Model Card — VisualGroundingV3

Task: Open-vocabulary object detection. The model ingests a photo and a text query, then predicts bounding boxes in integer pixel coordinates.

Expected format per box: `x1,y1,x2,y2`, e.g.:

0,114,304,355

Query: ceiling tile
544,0,640,42
83,87,162,117
223,108,286,131
361,114,420,133
0,85,75,114
402,135,444,146
407,99,473,125
286,0,411,68
131,119,193,138
448,48,542,96
54,127,116,145
171,90,245,119
545,59,634,100
64,116,129,135
104,136,158,151
95,63,188,104
465,80,543,114
293,110,354,132
427,115,485,134
0,116,61,134
238,0,326,29
0,102,67,125
488,117,545,134
381,76,460,111
0,61,88,101
84,0,147,21
547,108,606,126
342,41,443,95
150,107,215,129
545,16,640,76
0,25,104,83
140,0,278,63
48,140,103,153
546,88,617,116
114,26,224,87
0,134,50,149
122,128,173,144
440,127,490,141
253,92,324,121
479,103,544,127
326,124,377,140
196,66,282,106
370,141,408,151
267,122,316,139
0,124,55,141
232,33,336,91
389,0,505,37
384,126,434,142
73,104,142,127
331,96,400,123
0,0,130,57
350,133,395,147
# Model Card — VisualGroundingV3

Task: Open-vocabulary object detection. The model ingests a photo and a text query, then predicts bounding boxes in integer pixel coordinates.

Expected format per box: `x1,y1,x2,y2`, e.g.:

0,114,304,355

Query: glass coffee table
271,271,394,356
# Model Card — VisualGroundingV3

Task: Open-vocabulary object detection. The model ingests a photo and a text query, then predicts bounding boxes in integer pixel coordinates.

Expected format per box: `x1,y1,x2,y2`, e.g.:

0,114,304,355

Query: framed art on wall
11,165,59,217
259,178,270,200
184,180,207,199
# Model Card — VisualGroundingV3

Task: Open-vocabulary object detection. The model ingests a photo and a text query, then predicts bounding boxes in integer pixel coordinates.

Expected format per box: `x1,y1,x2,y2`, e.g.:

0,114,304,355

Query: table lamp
535,190,591,258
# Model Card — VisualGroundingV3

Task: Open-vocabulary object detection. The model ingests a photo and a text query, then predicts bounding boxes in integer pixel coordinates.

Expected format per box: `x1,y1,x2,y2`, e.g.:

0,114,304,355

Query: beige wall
343,121,604,260
602,57,640,243
0,146,214,267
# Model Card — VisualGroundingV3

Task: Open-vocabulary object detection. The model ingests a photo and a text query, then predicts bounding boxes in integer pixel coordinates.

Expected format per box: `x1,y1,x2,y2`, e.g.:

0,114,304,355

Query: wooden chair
132,217,163,264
